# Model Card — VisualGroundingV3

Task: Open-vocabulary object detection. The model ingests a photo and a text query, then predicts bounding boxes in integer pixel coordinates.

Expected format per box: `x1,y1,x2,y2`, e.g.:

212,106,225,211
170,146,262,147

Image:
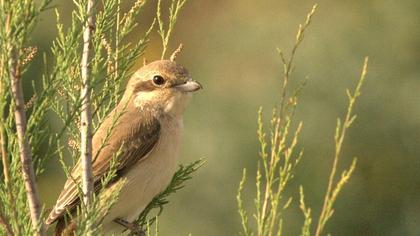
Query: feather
46,100,161,229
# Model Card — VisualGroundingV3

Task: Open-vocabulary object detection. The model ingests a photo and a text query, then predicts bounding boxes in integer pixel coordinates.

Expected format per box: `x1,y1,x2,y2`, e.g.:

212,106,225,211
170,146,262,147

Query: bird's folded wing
46,114,161,225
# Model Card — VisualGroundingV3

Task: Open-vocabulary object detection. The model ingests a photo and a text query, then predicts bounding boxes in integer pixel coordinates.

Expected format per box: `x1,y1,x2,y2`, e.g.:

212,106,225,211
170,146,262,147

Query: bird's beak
174,80,203,92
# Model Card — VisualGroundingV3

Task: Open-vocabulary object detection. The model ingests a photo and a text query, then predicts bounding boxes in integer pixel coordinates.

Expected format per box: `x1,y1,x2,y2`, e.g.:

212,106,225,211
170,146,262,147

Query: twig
1,15,20,236
169,43,183,62
0,211,13,236
0,6,9,204
157,0,187,59
114,218,145,236
10,52,46,236
0,129,9,197
314,57,369,236
0,125,18,234
7,9,46,234
0,105,9,185
256,6,318,234
278,4,317,119
80,0,96,213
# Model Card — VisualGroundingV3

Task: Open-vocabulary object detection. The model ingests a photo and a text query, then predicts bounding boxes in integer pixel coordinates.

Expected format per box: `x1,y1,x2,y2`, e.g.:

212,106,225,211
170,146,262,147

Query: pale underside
102,118,183,235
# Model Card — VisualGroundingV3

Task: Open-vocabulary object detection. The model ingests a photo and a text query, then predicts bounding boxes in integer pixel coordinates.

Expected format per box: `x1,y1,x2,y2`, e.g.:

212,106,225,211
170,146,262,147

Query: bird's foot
114,218,145,236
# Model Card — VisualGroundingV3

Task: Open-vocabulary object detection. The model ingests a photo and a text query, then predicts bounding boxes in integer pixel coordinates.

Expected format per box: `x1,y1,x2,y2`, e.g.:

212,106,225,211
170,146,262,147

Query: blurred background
30,0,420,235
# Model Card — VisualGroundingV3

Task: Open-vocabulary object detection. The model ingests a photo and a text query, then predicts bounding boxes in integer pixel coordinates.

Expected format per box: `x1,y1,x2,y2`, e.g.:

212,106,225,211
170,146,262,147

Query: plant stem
80,0,95,214
0,116,10,236
0,106,9,185
1,13,21,236
0,211,13,236
10,51,46,236
4,4,46,233
314,57,368,236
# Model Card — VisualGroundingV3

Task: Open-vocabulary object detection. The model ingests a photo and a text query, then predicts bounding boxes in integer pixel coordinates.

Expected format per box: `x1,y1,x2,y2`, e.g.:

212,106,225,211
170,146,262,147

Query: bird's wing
46,112,161,225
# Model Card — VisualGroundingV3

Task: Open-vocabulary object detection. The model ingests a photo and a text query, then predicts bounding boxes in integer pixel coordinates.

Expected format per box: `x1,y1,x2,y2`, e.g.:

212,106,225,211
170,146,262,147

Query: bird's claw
114,218,145,236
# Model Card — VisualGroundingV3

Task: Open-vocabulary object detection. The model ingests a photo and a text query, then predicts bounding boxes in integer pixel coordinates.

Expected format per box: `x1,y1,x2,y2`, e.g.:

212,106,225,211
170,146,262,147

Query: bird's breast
102,118,183,234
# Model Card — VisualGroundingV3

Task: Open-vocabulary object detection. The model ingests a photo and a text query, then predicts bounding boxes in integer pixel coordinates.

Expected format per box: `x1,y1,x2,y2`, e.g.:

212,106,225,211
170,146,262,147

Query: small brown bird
46,59,202,235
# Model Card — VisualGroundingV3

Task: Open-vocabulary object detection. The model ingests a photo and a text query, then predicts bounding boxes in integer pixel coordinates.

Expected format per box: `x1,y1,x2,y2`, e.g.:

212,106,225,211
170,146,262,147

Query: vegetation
237,5,369,236
0,0,201,235
0,0,369,235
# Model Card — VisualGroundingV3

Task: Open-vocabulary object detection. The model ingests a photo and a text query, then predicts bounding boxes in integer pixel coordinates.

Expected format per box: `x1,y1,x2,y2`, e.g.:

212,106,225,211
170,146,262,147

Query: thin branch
169,43,183,62
5,5,46,233
157,0,187,59
237,169,252,236
0,45,8,185
299,186,312,236
1,13,20,236
278,4,317,119
0,211,13,236
80,0,96,213
314,57,369,236
10,51,46,236
0,101,9,185
0,124,18,235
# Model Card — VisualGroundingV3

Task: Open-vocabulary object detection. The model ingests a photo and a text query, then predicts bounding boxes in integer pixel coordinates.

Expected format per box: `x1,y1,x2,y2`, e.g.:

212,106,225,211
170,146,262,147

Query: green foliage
299,187,312,236
236,5,316,236
0,0,54,235
136,159,205,229
237,5,369,236
51,0,152,147
314,57,368,236
51,0,153,233
0,0,201,235
157,0,187,59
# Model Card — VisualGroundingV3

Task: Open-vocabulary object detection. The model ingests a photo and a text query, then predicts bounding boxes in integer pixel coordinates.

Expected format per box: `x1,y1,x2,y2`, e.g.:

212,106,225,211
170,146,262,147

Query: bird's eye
152,75,165,86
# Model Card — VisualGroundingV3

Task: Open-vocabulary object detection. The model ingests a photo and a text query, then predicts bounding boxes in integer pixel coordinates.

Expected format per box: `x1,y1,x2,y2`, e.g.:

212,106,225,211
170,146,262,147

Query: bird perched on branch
45,56,202,235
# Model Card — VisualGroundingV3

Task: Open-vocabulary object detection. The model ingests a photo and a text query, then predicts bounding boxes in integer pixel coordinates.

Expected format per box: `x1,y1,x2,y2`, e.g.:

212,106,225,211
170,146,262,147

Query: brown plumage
46,60,201,235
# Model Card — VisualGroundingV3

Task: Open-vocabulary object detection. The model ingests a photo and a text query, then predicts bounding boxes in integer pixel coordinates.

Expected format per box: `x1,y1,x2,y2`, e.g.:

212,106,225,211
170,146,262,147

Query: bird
45,59,202,235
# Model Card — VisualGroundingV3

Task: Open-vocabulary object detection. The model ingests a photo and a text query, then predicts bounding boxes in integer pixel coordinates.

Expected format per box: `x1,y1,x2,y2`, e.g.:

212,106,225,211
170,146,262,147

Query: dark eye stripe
133,80,156,93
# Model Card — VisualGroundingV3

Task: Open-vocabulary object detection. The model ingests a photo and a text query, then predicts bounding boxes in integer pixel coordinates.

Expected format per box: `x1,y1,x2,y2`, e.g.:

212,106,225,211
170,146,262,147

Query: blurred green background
31,0,420,235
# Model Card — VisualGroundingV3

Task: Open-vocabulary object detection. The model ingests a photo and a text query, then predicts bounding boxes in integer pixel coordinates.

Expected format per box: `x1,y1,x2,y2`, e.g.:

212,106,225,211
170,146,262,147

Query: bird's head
124,60,202,118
